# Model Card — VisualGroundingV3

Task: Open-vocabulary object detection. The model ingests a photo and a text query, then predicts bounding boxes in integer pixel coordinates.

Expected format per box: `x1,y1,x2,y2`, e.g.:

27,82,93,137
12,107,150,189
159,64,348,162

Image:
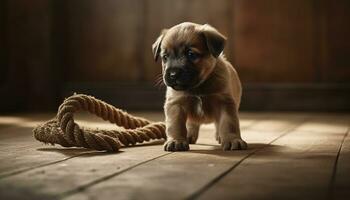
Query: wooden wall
58,0,234,82
1,0,349,111
0,0,56,111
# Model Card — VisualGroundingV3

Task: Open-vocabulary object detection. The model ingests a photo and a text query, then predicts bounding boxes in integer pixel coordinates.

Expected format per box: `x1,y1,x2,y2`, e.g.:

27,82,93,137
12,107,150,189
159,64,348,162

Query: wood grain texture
0,112,164,178
232,0,315,82
0,121,96,178
323,0,350,82
198,116,350,200
0,146,170,200
0,0,8,85
0,112,292,199
63,0,144,82
333,129,350,200
0,113,349,200
62,114,304,200
1,0,350,112
0,0,53,111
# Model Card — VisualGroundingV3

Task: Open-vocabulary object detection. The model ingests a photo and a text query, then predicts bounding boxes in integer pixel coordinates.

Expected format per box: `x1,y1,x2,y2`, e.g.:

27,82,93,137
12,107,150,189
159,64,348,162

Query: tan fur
153,22,247,151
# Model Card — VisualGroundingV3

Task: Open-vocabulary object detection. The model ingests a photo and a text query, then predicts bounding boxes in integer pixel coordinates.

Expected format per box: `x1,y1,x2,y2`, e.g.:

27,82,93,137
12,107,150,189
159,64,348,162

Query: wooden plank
0,124,52,149
333,129,350,200
4,0,55,111
0,124,13,131
0,112,164,177
232,0,315,82
63,0,145,82
0,145,170,200
0,112,285,199
59,115,304,199
0,113,55,131
241,83,350,111
0,125,96,178
323,0,350,82
0,111,165,179
295,114,350,133
197,116,349,200
0,0,8,87
0,112,304,178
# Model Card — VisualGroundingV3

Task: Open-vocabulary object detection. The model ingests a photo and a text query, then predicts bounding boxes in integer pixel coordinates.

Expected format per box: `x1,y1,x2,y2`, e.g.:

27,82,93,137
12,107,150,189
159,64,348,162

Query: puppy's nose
168,68,183,80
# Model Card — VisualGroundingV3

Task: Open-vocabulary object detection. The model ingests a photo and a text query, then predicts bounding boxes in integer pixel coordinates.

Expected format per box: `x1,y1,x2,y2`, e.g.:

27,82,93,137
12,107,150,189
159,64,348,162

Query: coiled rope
33,94,166,152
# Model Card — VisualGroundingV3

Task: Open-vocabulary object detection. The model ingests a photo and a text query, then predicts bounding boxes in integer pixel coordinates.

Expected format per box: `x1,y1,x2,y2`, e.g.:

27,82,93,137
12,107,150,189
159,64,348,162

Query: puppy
152,22,247,151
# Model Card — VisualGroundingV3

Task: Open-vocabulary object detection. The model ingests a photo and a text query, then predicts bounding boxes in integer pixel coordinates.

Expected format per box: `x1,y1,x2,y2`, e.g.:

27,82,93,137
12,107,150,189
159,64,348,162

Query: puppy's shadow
190,143,285,157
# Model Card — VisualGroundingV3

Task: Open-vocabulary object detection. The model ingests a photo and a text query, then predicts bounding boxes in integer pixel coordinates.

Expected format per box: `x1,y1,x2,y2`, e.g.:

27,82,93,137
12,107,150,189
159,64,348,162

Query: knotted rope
33,94,166,152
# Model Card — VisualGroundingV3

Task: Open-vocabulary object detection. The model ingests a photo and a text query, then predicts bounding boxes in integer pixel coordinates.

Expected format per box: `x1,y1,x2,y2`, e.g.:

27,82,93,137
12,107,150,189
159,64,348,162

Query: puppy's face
152,22,226,91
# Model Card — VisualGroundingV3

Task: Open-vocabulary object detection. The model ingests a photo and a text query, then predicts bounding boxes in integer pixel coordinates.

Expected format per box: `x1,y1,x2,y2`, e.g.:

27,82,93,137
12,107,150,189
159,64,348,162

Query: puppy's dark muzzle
164,67,196,90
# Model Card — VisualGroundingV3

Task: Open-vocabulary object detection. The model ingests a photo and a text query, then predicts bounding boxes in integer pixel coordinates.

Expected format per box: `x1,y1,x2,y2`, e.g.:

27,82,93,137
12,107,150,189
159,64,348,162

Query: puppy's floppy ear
152,29,168,61
201,24,227,57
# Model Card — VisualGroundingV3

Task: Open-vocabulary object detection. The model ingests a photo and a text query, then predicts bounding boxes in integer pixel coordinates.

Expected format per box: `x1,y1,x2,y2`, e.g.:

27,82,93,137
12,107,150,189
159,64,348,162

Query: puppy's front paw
164,140,189,151
221,137,247,150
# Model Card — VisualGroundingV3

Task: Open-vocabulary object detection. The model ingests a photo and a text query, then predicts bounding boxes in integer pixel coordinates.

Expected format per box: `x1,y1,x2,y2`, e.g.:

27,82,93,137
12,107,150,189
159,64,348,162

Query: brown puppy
152,22,247,151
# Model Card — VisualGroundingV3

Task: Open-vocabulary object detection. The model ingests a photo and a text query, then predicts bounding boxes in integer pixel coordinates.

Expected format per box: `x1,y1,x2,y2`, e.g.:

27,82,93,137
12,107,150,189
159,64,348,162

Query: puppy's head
152,22,226,91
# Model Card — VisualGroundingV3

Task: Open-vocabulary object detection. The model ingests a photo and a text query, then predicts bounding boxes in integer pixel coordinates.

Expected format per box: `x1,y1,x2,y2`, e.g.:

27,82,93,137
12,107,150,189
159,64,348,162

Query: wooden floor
0,112,349,200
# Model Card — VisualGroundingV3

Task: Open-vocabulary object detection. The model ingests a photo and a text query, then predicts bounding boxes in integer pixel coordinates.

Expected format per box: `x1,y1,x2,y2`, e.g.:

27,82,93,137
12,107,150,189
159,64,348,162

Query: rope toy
33,94,166,152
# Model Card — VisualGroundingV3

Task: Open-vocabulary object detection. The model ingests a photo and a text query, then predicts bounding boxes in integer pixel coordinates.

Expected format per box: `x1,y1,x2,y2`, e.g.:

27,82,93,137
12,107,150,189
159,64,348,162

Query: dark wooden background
1,0,349,112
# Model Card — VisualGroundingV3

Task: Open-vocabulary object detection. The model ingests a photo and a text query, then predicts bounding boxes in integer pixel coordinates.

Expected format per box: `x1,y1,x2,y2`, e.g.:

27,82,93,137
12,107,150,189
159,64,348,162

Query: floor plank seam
0,151,106,179
186,118,309,200
328,127,350,200
58,152,173,199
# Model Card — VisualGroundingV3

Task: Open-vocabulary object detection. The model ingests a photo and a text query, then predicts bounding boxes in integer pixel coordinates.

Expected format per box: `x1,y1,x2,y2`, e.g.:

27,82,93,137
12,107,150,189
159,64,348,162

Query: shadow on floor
189,143,285,157
36,139,166,157
36,141,284,158
36,147,120,157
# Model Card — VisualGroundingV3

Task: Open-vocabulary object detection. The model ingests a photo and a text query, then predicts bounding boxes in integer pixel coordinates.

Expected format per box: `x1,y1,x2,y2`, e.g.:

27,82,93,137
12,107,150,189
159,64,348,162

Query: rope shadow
36,147,121,157
36,139,166,156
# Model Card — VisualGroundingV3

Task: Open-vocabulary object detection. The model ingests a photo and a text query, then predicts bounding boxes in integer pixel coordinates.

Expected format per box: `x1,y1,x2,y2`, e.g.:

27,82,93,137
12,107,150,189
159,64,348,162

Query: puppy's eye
162,54,168,61
187,50,198,61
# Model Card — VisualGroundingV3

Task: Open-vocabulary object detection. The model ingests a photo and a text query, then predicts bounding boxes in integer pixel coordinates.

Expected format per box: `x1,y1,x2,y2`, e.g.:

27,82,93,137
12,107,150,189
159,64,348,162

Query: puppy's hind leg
186,121,200,144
